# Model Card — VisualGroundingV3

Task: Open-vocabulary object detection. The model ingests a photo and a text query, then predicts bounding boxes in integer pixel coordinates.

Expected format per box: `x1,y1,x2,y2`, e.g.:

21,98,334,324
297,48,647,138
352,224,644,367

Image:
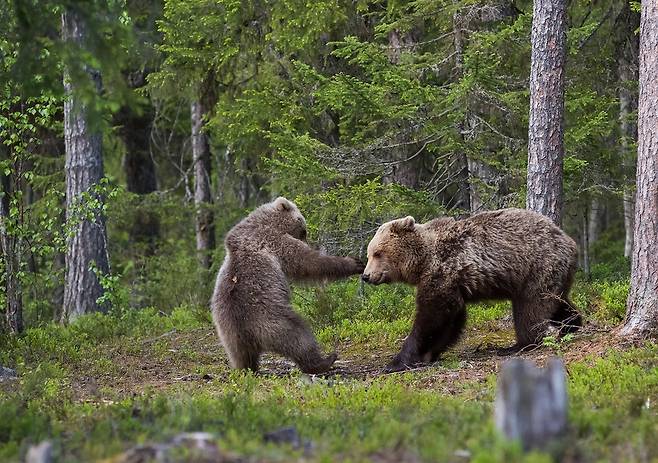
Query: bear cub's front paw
301,352,338,375
348,257,366,274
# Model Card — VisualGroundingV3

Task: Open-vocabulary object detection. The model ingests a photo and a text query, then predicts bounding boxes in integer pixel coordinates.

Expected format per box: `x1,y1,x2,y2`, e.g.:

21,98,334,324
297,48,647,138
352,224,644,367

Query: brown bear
211,197,364,373
361,208,581,372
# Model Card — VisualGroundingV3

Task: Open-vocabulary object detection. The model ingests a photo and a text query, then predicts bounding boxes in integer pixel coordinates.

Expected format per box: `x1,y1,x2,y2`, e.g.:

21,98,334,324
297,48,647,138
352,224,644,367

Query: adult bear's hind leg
508,297,552,350
550,297,582,334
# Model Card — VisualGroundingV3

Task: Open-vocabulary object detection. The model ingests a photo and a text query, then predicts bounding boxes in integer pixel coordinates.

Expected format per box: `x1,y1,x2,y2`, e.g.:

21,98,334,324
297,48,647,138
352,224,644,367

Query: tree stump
25,441,53,463
494,357,568,451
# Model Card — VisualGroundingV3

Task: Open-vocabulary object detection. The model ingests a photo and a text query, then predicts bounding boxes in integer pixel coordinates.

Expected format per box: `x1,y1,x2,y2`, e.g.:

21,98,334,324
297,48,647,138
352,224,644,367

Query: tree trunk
0,173,23,334
582,208,590,277
588,196,603,247
617,3,640,259
383,29,424,190
117,76,160,253
526,0,567,226
623,188,635,258
495,358,568,451
191,100,215,270
61,9,110,322
622,0,658,337
452,4,471,212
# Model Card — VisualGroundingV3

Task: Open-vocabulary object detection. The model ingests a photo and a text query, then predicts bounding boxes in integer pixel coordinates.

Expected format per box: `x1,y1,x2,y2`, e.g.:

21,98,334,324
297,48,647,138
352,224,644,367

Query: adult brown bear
361,208,581,372
212,197,363,373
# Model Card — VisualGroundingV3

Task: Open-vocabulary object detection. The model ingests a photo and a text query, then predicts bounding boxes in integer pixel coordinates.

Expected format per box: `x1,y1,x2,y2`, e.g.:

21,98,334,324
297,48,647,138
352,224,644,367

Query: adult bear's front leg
384,283,465,372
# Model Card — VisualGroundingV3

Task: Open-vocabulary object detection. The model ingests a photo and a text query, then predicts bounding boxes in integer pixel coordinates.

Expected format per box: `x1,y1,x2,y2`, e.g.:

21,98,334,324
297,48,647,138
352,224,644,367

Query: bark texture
452,5,472,212
587,197,603,247
526,0,567,226
617,3,640,258
622,0,658,337
61,9,110,322
581,210,590,276
495,358,568,451
191,100,215,270
0,173,23,334
383,29,425,190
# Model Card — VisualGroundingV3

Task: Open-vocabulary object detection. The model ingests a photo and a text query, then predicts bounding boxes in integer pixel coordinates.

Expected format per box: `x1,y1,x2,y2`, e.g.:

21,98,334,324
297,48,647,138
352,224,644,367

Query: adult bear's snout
361,273,370,283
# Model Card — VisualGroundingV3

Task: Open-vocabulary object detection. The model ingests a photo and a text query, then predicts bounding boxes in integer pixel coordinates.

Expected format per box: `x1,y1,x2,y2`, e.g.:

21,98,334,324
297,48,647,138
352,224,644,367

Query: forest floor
1,295,657,463
67,318,625,402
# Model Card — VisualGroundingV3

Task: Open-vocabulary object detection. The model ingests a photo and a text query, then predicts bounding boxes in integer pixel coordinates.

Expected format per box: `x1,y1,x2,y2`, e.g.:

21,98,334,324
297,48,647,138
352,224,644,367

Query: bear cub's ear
274,196,293,212
391,215,416,233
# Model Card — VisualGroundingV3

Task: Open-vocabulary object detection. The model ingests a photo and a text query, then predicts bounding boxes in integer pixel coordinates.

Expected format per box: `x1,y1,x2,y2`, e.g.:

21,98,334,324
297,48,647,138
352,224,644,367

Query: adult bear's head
362,216,424,285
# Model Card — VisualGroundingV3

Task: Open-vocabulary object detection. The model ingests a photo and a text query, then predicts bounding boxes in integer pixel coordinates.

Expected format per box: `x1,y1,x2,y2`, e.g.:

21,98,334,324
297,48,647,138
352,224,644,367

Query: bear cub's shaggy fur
212,197,364,373
362,208,581,372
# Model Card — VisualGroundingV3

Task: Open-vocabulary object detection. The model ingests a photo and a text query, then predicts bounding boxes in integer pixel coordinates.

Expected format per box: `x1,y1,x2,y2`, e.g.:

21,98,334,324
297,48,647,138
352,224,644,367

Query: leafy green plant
541,333,576,355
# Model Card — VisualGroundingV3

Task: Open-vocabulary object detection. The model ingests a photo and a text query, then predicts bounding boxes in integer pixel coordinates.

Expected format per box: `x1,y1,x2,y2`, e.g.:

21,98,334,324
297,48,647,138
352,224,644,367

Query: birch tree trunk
588,197,602,246
622,0,658,337
61,9,110,322
617,3,640,258
191,100,215,270
526,0,567,226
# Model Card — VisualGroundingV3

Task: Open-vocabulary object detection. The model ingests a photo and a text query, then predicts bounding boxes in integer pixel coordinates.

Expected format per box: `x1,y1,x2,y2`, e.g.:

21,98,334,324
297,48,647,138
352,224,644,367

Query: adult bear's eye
373,251,382,258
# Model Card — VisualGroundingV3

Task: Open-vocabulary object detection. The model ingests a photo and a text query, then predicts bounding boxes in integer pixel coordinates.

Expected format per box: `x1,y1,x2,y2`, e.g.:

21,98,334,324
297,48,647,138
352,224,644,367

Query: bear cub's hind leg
227,342,261,372
264,310,337,374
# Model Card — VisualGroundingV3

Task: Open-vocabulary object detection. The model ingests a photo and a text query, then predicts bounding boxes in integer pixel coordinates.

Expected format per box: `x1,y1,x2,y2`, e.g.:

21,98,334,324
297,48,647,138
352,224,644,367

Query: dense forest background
0,0,642,329
3,1,658,462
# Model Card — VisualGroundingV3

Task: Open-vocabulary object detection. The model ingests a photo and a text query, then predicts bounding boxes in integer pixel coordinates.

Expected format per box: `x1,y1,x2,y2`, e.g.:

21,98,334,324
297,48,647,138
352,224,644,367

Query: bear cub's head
270,197,308,241
362,216,422,285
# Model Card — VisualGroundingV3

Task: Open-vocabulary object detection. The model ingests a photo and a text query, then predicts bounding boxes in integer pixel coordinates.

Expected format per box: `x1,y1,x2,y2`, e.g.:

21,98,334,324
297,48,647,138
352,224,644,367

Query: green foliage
294,180,443,253
0,93,65,324
589,231,631,281
467,301,511,327
297,280,415,324
569,345,658,460
583,280,630,324
0,306,208,368
541,333,576,356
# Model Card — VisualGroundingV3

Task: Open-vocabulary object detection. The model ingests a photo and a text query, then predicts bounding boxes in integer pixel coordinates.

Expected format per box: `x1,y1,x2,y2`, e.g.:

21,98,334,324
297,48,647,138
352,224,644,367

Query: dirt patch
68,321,635,402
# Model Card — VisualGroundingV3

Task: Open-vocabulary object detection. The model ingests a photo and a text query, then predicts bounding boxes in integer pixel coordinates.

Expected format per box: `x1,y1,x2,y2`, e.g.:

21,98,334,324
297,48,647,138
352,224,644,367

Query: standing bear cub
212,197,364,373
362,208,582,372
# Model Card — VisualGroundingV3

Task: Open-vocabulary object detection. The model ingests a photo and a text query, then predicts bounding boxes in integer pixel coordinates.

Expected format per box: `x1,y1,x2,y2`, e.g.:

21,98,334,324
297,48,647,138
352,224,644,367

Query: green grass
0,277,654,462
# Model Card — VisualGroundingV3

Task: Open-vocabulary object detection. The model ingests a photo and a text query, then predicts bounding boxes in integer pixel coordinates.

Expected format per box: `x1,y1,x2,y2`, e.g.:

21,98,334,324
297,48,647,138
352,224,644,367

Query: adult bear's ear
274,196,293,212
391,216,415,233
